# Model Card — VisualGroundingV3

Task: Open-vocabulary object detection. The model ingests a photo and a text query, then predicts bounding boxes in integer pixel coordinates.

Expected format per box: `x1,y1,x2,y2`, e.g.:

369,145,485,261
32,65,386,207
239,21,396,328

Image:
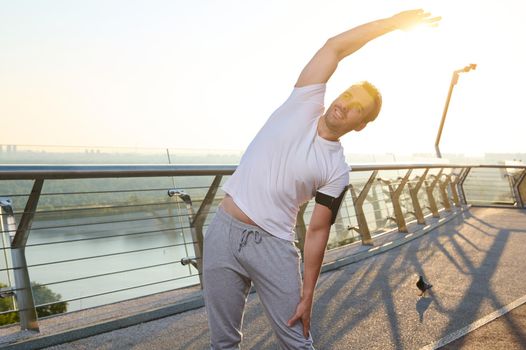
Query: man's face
325,85,375,133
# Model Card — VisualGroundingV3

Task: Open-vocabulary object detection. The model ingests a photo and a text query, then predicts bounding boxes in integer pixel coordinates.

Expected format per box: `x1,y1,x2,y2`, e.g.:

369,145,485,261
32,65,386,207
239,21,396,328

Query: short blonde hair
356,81,382,122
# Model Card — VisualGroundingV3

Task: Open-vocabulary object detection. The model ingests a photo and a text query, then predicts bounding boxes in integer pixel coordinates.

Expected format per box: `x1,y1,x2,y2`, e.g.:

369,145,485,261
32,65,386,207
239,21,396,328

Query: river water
2,205,201,312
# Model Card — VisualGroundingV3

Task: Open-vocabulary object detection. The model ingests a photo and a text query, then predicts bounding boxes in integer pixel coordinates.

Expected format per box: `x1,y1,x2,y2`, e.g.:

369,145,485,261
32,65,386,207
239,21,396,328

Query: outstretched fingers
423,14,442,27
418,10,441,27
392,9,441,31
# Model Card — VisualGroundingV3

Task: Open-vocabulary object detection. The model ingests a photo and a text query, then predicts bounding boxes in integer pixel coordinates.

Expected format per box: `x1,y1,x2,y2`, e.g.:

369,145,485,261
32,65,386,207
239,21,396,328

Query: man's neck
317,115,341,141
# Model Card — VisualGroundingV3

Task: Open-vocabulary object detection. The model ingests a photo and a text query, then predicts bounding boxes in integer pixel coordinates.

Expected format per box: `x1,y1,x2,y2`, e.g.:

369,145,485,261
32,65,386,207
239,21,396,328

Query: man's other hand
287,296,313,338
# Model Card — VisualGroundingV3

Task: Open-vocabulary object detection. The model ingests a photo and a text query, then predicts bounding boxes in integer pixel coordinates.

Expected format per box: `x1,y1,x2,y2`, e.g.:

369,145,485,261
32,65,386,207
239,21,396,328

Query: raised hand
389,9,441,31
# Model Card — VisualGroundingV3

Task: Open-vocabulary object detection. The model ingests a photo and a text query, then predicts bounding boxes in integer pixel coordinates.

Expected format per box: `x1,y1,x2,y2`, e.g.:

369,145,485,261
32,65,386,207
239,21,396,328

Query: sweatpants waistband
215,205,266,233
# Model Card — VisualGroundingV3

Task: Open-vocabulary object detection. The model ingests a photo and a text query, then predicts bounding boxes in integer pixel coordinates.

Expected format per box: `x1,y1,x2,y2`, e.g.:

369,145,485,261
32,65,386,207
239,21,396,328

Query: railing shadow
314,235,424,348
436,210,526,347
310,208,526,349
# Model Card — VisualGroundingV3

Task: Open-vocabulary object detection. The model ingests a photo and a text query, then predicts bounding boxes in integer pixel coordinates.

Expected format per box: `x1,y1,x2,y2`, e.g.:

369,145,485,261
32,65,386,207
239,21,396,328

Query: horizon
1,143,524,163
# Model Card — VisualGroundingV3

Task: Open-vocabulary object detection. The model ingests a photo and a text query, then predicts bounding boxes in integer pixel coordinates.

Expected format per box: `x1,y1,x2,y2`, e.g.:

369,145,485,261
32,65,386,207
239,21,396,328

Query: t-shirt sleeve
317,168,350,198
288,83,326,102
263,83,326,126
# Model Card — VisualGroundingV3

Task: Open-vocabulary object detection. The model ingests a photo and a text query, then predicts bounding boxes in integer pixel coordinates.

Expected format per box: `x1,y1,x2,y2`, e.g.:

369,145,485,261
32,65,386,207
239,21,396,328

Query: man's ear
355,121,367,131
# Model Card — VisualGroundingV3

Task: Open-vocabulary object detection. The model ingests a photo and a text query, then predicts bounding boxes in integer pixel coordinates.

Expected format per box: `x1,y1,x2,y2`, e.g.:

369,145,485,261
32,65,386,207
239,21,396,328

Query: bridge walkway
33,207,526,349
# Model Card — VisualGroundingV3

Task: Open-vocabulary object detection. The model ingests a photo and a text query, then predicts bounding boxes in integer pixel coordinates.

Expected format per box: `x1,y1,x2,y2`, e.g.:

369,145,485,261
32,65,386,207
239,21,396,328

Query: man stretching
203,9,440,349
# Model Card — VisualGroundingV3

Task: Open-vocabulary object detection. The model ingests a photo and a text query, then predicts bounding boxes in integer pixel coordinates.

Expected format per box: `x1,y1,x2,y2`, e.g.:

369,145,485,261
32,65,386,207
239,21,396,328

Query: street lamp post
435,64,477,158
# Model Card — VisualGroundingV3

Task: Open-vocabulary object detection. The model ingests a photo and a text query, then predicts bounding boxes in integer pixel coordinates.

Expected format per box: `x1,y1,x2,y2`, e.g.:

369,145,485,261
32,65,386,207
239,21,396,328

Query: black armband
315,186,348,225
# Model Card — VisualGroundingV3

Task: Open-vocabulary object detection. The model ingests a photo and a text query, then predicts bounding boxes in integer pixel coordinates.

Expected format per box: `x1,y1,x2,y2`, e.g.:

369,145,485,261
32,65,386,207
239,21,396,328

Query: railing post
408,169,428,225
379,170,412,233
10,179,43,332
425,169,442,218
192,175,222,261
506,168,526,208
517,169,526,208
168,176,223,289
349,171,378,246
438,174,452,212
0,198,16,309
168,190,196,263
449,170,462,207
458,167,471,205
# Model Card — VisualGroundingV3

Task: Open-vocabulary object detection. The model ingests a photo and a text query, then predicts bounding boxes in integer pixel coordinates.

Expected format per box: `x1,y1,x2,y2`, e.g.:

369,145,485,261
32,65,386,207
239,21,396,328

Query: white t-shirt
222,83,350,241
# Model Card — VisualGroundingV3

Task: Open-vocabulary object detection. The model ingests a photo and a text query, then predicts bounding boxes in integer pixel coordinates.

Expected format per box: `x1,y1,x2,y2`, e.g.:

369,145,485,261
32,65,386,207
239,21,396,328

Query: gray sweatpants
203,207,314,350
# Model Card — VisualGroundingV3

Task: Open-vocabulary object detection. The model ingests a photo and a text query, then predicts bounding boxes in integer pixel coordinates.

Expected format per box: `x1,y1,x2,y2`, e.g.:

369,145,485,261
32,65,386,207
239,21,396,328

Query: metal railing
0,163,525,331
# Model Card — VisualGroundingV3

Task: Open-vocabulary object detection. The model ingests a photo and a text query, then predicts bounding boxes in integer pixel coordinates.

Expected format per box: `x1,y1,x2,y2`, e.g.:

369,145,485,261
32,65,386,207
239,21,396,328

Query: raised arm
295,9,441,87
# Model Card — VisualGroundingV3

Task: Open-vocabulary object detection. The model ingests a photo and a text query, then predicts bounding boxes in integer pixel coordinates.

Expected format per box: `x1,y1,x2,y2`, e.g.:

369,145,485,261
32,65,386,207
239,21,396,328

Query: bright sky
1,0,525,155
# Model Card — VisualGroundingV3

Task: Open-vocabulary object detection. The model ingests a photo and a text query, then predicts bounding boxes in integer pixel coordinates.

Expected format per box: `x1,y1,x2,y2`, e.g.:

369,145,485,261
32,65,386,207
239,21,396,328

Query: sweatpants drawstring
238,229,262,252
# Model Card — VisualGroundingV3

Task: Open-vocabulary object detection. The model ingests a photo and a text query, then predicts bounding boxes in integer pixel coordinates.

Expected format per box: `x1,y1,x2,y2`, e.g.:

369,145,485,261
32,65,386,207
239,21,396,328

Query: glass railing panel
372,169,411,232
366,180,396,234
463,167,515,205
406,168,428,219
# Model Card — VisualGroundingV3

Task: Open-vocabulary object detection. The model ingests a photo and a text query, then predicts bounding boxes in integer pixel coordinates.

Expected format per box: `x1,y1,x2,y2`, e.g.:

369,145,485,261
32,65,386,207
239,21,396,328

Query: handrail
0,164,237,180
1,163,524,180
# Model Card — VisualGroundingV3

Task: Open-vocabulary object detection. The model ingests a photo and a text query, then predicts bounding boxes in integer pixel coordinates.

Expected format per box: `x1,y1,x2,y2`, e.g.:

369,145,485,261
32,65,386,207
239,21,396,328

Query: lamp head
462,64,477,72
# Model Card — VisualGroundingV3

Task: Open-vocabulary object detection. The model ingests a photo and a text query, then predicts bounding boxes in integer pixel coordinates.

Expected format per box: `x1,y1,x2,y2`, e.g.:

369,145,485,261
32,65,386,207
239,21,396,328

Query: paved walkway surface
442,302,526,350
4,207,526,349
